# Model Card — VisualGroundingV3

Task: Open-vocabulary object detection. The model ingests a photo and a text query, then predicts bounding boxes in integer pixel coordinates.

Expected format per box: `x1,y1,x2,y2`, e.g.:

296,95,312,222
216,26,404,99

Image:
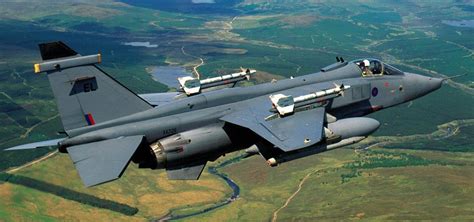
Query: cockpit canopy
353,59,403,77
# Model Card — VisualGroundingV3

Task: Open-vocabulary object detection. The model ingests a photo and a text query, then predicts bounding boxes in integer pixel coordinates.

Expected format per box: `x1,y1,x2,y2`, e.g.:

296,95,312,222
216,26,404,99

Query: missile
200,68,255,85
294,84,350,103
178,68,256,96
269,84,350,116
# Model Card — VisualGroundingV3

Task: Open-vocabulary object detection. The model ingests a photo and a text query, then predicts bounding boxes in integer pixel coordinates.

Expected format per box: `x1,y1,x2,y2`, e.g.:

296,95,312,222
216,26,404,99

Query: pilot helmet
363,59,370,67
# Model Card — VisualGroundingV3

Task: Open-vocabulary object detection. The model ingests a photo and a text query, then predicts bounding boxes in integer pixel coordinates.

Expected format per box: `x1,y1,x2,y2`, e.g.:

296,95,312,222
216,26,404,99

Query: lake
442,20,474,28
149,66,192,87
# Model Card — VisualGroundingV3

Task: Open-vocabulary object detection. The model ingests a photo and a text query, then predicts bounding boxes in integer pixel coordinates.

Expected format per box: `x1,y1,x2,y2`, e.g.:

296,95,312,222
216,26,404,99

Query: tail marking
85,114,96,126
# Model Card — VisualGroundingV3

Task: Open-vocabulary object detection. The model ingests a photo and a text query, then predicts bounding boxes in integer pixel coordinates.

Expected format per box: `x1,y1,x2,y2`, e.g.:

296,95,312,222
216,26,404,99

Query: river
158,155,243,221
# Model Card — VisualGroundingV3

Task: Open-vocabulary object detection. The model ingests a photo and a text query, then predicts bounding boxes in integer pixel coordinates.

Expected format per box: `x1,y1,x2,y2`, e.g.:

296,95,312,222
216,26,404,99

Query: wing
67,135,144,187
138,92,180,106
221,100,325,152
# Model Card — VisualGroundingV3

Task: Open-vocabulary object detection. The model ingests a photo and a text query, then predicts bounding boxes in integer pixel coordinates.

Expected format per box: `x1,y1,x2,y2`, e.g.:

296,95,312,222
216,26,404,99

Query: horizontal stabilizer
67,135,144,187
166,162,207,180
4,138,64,151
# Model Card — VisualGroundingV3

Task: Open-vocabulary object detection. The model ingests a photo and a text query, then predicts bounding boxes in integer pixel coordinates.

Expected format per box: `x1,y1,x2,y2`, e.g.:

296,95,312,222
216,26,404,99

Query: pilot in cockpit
361,59,372,76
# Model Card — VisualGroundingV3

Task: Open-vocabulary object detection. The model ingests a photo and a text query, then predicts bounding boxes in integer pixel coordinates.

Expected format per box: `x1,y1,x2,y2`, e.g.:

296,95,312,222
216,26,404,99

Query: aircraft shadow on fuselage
0,173,138,216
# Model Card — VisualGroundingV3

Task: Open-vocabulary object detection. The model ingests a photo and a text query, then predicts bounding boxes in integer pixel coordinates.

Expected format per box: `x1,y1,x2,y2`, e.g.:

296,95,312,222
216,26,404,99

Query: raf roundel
372,87,379,97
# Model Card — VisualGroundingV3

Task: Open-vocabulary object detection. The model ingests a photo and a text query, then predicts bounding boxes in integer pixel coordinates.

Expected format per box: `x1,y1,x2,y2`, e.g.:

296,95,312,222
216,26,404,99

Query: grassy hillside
0,154,231,221
186,143,474,221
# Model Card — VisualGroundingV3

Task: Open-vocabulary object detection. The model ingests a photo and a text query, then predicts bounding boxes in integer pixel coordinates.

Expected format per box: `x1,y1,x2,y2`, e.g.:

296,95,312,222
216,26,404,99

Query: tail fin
39,41,78,60
36,41,152,133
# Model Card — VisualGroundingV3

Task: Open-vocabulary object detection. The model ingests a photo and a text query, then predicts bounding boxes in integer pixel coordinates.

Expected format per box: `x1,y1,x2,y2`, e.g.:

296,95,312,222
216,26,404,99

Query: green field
187,134,474,221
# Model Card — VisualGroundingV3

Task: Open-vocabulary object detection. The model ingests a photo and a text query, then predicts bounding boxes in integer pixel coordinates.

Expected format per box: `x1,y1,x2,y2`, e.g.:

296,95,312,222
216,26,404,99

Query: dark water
120,0,242,15
158,155,243,221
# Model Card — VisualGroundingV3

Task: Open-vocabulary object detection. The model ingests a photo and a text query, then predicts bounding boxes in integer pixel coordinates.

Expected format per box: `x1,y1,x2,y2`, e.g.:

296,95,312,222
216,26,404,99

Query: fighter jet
5,42,443,187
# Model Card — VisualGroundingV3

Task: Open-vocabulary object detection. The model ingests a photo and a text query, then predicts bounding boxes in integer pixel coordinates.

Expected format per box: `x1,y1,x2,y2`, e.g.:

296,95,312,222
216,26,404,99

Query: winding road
180,45,204,79
271,170,316,222
6,151,58,174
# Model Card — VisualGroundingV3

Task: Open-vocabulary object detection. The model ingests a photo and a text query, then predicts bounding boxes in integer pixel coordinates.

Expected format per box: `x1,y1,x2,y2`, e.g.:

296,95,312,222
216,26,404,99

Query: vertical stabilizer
36,41,152,133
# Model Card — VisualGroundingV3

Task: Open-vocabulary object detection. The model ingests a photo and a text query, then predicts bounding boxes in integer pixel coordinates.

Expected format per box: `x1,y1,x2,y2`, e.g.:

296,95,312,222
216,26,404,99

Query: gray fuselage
61,62,441,148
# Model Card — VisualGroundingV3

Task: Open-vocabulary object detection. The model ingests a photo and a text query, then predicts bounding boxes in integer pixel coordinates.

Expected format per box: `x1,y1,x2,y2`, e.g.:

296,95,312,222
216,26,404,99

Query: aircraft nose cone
404,73,442,99
427,76,443,92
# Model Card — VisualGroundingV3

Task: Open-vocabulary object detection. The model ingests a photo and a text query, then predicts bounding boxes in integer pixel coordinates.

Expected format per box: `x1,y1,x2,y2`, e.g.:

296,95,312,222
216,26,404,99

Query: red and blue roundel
372,87,378,97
